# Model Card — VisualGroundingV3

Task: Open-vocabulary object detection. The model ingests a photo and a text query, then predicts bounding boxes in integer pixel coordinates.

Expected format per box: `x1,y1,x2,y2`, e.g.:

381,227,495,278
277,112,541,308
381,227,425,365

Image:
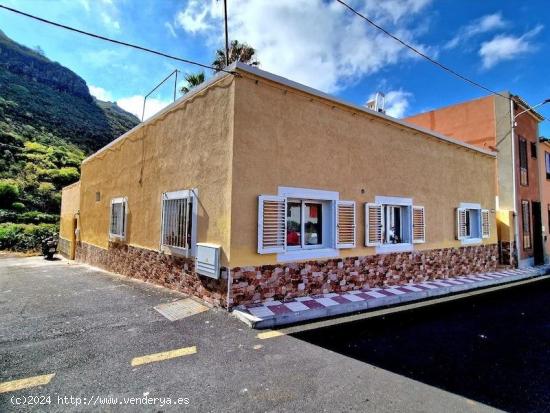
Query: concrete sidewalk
233,265,550,329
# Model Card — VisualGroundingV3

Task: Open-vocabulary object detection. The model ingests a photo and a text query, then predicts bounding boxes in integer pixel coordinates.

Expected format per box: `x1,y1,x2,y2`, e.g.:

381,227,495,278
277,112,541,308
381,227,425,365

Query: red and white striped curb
236,267,547,321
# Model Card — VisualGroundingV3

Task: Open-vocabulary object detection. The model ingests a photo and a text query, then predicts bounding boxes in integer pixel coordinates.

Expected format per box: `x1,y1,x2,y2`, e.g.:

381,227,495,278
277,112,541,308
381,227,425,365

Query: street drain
154,298,209,321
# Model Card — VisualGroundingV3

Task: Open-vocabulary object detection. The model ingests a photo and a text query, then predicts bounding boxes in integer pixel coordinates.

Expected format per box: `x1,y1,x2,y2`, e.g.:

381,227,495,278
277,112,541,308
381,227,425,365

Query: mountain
0,30,139,251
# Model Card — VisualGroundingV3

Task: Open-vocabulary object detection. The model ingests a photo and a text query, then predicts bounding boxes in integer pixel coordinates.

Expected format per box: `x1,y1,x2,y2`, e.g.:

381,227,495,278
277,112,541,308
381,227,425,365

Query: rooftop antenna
141,69,179,122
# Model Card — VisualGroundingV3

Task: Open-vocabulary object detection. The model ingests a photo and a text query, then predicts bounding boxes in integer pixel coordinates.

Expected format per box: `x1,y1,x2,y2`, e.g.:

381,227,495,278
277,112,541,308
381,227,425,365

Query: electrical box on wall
195,243,221,279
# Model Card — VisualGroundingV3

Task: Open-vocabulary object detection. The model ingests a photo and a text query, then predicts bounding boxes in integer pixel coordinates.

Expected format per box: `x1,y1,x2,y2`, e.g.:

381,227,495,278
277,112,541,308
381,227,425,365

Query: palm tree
180,71,205,94
212,40,259,72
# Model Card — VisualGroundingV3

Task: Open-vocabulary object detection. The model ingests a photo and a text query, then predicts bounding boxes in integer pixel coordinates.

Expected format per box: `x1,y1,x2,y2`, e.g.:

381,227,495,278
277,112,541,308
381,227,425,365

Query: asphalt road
1,255,506,412
294,277,550,413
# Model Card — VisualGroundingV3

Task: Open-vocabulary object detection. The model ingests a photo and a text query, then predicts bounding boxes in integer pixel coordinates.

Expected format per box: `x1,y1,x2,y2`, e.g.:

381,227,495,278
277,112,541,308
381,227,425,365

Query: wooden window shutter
336,201,356,248
481,209,490,238
412,206,425,243
456,208,467,240
365,203,382,246
258,195,286,254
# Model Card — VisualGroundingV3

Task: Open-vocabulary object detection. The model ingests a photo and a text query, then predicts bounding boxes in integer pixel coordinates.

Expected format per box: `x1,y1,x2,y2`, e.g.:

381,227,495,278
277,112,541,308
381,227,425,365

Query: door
532,201,544,265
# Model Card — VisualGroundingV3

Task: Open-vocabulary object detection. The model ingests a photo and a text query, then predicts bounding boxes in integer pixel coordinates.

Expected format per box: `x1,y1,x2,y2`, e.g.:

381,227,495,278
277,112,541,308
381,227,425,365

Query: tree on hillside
180,72,206,94
212,40,259,72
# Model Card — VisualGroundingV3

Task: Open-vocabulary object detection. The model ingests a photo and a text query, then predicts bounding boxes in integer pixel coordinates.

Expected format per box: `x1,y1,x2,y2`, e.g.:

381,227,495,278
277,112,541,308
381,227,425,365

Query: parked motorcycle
41,236,58,260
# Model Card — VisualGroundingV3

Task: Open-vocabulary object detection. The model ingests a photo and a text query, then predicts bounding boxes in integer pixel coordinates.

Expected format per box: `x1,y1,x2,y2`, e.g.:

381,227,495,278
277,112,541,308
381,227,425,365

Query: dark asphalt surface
294,277,550,413
0,255,505,412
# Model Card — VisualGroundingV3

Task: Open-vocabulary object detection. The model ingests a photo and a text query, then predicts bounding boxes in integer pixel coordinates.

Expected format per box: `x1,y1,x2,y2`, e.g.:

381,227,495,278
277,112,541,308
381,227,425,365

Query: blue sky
1,0,549,135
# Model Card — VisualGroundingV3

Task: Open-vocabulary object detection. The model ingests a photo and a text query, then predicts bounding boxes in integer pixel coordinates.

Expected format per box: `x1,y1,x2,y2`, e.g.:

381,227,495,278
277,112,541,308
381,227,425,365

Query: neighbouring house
59,62,497,308
405,94,545,268
539,137,550,260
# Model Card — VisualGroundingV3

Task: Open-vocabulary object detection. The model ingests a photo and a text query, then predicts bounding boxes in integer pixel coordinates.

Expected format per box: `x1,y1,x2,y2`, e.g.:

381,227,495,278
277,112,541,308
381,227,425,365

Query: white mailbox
195,243,221,279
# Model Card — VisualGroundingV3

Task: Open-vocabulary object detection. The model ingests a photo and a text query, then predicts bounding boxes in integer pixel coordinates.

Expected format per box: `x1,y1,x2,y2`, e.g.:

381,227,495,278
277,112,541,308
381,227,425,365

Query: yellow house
60,62,498,308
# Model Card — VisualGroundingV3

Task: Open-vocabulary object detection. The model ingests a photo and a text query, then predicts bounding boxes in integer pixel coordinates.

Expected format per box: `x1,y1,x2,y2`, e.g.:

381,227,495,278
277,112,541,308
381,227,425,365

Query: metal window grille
162,197,192,249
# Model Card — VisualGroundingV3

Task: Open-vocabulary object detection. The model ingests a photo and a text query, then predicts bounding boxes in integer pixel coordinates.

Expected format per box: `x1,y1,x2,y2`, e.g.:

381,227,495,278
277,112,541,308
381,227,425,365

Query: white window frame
457,202,483,245
277,187,339,261
160,189,198,257
374,196,413,254
109,197,127,241
286,199,328,251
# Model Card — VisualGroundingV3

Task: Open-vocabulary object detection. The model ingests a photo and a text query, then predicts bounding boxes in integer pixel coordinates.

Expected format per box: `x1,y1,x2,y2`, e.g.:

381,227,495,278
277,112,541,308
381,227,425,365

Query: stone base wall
58,237,71,258
76,242,228,307
230,244,498,306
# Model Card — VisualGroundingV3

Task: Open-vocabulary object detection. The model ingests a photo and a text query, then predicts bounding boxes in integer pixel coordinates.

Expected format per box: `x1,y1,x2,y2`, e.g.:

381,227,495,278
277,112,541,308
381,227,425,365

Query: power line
335,0,509,100
0,4,235,75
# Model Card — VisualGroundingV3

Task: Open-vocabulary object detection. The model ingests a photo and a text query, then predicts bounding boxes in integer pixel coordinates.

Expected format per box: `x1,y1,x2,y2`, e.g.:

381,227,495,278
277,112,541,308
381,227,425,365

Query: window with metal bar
161,191,194,251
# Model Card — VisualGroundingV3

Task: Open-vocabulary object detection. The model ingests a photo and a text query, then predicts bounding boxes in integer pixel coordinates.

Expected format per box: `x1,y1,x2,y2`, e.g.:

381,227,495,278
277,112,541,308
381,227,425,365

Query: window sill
161,245,192,257
376,243,413,254
109,234,126,242
277,248,338,262
460,237,482,245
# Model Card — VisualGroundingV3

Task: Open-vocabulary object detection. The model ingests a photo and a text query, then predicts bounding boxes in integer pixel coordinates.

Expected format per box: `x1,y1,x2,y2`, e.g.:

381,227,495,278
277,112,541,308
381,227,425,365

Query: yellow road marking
257,330,285,340
0,373,55,394
131,346,197,366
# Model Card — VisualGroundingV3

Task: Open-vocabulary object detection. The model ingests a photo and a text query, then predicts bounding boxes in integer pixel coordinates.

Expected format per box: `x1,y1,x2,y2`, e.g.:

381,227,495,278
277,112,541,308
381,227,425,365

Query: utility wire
0,4,235,75
335,0,509,100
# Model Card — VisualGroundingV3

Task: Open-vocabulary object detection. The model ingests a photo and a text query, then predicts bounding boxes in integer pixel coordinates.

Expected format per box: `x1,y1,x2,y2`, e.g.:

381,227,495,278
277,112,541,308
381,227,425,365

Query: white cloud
101,11,120,30
174,0,433,93
176,0,214,34
88,85,112,101
117,95,172,121
367,90,412,118
445,12,507,49
165,22,178,38
479,25,543,69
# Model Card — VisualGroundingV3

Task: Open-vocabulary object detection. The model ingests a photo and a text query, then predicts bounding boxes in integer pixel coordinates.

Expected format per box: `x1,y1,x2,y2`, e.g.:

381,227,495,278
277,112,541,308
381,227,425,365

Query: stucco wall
229,72,497,267
539,141,550,259
404,96,496,149
513,102,541,260
78,75,235,265
59,181,80,243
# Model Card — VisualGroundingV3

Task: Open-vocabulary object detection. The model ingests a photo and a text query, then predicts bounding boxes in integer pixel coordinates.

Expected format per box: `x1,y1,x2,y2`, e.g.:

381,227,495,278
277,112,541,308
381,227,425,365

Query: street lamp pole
513,98,550,126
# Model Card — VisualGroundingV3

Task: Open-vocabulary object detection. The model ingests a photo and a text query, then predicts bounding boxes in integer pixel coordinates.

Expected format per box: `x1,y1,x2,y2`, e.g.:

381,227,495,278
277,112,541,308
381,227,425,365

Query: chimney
366,92,386,114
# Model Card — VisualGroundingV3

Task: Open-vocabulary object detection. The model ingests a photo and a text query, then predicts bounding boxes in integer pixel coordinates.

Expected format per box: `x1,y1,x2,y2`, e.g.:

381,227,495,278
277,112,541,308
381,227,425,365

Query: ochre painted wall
78,76,235,265
59,181,80,241
229,72,497,267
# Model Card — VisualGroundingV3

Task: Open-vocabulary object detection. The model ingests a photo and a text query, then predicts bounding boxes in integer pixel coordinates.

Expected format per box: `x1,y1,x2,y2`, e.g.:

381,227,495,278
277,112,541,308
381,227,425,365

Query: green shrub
19,210,59,224
47,167,80,186
0,223,58,251
0,179,20,207
0,208,17,223
11,201,25,211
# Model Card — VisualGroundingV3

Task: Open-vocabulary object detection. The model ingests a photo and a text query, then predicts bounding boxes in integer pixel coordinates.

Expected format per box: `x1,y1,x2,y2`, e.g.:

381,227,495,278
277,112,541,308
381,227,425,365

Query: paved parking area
0,255,502,412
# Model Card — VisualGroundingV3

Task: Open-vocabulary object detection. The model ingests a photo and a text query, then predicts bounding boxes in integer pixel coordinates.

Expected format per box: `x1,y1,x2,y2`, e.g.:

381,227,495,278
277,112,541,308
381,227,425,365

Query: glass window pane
286,202,301,246
305,203,322,245
388,206,401,244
